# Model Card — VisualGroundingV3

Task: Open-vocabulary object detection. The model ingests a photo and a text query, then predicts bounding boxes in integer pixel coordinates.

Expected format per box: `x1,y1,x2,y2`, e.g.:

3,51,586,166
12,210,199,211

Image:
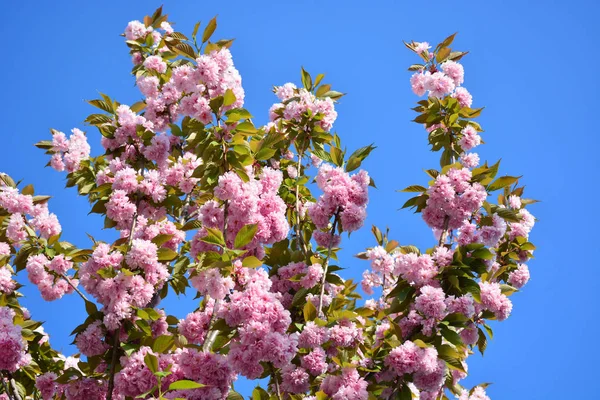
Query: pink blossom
125,20,147,40
414,42,431,54
0,267,15,294
144,55,167,74
441,60,465,86
75,321,108,357
301,347,328,376
410,72,429,97
460,152,480,168
35,372,58,400
415,285,447,320
508,264,530,289
459,125,481,151
453,87,473,108
480,281,513,321
425,72,455,98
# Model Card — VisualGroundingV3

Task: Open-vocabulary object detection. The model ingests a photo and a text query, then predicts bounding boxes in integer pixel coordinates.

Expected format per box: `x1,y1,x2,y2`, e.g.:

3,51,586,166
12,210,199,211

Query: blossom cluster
422,167,488,231
50,129,91,173
308,164,369,246
191,167,289,259
0,306,30,372
269,82,338,131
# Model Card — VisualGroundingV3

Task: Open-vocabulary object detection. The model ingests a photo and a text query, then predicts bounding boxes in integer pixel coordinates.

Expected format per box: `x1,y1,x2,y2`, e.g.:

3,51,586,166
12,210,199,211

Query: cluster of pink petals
308,164,369,242
191,167,289,259
219,268,297,379
25,254,77,301
50,129,91,173
134,45,244,132
479,281,513,321
0,306,30,372
0,185,62,244
422,168,487,231
459,387,491,400
269,83,338,131
80,243,158,330
178,299,215,344
75,321,109,357
320,368,368,400
409,60,472,107
271,261,324,303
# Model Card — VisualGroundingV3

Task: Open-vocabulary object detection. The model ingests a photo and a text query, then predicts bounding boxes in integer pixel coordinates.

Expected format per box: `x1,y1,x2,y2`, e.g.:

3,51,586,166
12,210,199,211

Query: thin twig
294,149,308,255
107,192,141,400
7,374,21,400
437,216,450,247
0,377,15,400
201,298,222,352
105,330,120,400
271,365,282,400
61,274,89,302
317,209,340,316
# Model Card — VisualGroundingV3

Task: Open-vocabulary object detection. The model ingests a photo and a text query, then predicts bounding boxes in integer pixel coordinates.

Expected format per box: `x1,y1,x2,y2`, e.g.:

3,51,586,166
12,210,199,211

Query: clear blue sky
2,1,598,398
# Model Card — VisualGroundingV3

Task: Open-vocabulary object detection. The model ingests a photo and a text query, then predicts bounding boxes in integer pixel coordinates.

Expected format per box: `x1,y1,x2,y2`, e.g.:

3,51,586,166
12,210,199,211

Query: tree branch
317,209,340,316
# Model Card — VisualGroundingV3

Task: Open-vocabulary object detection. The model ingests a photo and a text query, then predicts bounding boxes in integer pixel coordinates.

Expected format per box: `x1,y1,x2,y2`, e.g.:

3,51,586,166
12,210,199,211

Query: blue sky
2,0,599,398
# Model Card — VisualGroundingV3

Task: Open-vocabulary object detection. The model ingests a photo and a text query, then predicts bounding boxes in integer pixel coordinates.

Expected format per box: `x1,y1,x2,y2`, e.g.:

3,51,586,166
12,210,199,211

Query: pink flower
75,321,108,357
415,285,447,320
414,42,431,54
410,72,429,97
301,347,328,376
480,281,513,321
320,368,368,400
144,55,167,74
441,60,464,86
508,264,530,289
0,306,28,372
125,20,147,40
425,72,455,98
36,372,58,400
0,267,15,295
298,321,329,349
460,152,480,168
458,125,481,151
453,87,473,107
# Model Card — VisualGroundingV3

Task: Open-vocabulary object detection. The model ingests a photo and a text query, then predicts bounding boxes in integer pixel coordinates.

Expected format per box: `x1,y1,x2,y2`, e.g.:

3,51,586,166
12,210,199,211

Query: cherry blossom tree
0,7,537,400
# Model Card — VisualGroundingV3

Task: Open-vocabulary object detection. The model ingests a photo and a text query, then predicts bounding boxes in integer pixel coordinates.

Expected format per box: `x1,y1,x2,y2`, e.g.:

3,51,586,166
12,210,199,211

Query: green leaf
234,224,257,249
252,387,269,400
202,16,217,43
436,46,451,63
88,99,114,113
345,144,375,172
169,380,206,390
398,384,413,400
301,67,312,91
477,327,488,355
223,89,236,107
192,21,201,40
22,184,34,196
85,300,98,315
152,234,174,247
400,185,427,193
255,147,276,161
242,256,262,268
303,301,317,321
488,176,521,192
152,335,174,353
201,227,225,246
471,248,493,260
157,248,178,262
227,392,244,400
144,353,159,373
496,208,521,223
